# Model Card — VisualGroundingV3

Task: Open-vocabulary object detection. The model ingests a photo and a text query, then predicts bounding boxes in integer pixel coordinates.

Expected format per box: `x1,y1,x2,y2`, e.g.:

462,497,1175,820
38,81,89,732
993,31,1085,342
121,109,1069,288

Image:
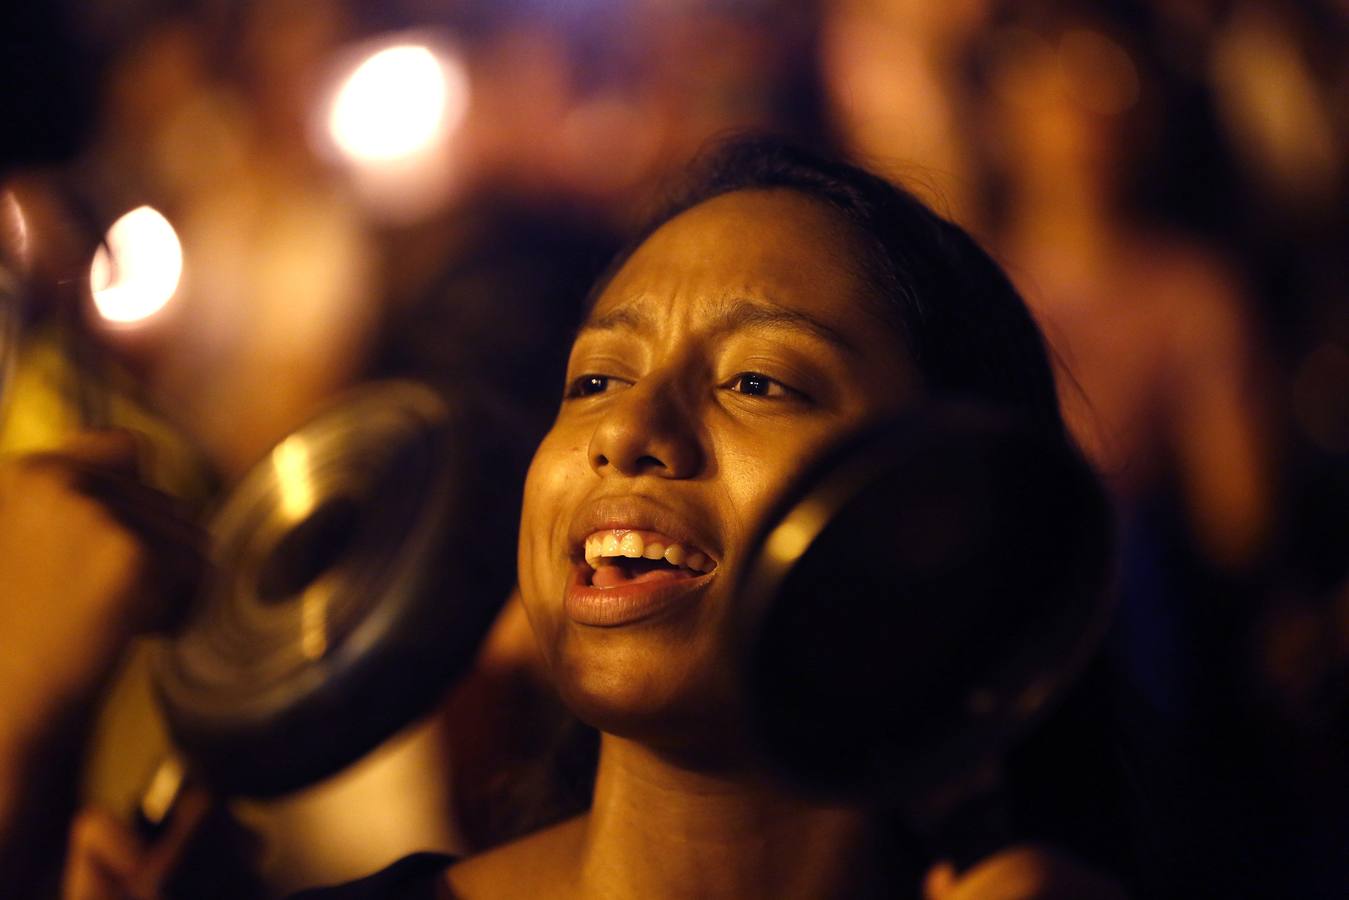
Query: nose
588,378,704,479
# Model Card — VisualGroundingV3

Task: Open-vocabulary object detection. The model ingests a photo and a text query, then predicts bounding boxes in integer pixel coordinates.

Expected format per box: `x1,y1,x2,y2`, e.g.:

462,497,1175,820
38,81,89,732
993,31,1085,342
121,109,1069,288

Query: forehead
592,189,881,332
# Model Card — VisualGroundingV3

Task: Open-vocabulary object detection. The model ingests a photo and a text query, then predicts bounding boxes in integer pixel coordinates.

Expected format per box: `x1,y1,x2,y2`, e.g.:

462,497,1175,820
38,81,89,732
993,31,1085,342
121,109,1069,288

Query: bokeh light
326,43,468,164
313,33,471,223
89,205,184,325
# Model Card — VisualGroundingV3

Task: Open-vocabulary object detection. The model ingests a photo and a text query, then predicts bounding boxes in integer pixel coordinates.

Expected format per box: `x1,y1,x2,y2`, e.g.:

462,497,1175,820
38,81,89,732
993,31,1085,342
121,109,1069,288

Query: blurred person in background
1195,1,1349,891
958,0,1346,893
821,0,993,227
964,0,1272,573
960,4,1274,892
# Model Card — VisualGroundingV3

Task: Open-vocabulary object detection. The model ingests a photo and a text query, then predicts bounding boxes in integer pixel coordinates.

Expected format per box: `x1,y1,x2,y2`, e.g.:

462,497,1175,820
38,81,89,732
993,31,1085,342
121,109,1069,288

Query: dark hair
589,135,1068,439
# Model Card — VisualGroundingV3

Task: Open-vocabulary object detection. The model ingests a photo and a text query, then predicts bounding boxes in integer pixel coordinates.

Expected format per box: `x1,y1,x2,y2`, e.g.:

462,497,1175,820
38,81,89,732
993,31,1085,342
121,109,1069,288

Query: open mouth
582,529,717,589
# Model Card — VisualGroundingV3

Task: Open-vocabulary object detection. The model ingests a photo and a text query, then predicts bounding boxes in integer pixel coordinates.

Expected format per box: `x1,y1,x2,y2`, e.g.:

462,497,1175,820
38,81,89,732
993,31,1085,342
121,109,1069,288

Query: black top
287,852,456,900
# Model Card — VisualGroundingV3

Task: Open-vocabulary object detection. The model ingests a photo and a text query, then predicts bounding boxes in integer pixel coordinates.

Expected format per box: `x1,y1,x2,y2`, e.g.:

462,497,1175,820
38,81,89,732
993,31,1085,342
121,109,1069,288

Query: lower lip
563,562,715,627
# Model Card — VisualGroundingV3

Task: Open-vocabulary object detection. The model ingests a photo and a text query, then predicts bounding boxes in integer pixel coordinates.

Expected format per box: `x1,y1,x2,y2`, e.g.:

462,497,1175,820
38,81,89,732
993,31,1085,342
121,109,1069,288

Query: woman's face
518,189,915,751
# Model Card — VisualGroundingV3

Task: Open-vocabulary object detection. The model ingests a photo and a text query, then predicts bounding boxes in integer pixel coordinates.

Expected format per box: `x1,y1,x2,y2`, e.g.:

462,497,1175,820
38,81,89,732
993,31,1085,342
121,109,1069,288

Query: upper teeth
584,530,715,573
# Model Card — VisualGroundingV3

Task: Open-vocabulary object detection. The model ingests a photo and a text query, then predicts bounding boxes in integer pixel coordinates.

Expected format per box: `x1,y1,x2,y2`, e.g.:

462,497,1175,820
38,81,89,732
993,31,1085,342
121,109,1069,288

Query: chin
550,633,744,750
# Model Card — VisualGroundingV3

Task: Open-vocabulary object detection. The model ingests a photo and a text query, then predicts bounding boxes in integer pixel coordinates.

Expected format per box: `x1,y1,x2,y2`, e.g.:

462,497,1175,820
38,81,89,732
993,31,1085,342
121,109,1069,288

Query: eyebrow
581,297,860,357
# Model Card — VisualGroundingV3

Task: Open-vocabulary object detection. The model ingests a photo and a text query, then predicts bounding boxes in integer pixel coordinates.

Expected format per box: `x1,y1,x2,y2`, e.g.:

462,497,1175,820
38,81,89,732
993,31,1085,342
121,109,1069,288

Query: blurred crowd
1,0,1346,896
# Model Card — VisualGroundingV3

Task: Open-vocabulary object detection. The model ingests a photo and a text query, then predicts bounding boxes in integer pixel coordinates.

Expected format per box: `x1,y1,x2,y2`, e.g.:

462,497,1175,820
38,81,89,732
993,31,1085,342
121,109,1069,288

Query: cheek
517,430,587,610
716,428,841,557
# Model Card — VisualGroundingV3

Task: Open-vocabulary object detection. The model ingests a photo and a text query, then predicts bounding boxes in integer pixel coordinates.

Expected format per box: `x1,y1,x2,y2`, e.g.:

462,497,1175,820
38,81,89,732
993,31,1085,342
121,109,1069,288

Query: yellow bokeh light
327,43,468,164
272,434,316,522
89,205,183,325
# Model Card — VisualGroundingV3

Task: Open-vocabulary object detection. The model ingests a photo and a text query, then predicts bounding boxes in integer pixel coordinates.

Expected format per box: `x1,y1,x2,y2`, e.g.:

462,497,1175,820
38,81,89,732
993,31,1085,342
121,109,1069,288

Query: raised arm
0,430,204,893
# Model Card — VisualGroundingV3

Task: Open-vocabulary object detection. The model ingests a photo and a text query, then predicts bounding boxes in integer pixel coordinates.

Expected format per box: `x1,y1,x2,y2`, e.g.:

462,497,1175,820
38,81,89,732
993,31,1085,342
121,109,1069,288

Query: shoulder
443,815,587,899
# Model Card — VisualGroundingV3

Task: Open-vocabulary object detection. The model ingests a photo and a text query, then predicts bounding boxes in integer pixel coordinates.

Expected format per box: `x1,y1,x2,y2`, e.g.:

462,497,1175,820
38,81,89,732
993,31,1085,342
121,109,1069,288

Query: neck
574,735,881,900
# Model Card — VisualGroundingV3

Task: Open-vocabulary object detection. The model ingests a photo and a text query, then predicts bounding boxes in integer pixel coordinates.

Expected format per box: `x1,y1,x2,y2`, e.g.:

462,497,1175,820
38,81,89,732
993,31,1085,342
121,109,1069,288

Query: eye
565,374,618,398
725,372,793,399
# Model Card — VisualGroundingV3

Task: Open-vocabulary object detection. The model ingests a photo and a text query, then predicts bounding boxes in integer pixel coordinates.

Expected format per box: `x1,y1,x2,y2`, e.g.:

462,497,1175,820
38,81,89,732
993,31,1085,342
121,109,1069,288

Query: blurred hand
62,809,155,900
924,845,1129,900
62,788,211,900
0,430,205,753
